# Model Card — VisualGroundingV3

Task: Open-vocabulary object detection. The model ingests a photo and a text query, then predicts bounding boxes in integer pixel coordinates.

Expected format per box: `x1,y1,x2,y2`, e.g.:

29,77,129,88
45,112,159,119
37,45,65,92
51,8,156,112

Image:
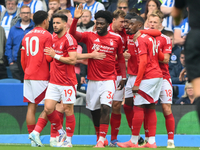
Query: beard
54,28,63,34
7,7,17,14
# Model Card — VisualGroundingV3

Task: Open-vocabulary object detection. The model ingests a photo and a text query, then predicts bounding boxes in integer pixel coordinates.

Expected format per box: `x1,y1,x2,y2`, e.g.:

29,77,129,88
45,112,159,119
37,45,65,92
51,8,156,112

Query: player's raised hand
91,48,106,60
132,85,139,93
44,47,56,58
74,3,83,19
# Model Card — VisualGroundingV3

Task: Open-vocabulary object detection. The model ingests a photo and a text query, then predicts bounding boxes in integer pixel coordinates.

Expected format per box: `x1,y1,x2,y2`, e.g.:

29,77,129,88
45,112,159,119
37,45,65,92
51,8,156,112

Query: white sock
98,136,106,143
32,130,40,136
168,139,174,143
58,127,65,135
138,135,141,140
130,135,138,144
50,137,56,141
66,136,72,143
148,136,155,144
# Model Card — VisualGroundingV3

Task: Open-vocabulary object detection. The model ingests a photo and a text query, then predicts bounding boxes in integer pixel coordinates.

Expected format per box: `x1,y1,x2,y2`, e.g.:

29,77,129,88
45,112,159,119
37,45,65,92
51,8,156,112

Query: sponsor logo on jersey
94,38,100,42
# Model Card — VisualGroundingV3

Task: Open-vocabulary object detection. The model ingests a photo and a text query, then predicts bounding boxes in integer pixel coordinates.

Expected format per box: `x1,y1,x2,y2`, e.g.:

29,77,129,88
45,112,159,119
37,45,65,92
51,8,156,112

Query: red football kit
21,27,52,80
50,32,78,86
107,23,127,76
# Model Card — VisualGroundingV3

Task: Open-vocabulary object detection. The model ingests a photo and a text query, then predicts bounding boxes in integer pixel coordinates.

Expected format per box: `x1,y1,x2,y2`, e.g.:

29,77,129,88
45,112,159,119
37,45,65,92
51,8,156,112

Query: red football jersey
49,32,78,86
107,24,127,76
156,34,172,79
21,27,52,80
79,31,124,81
126,34,138,76
136,34,163,79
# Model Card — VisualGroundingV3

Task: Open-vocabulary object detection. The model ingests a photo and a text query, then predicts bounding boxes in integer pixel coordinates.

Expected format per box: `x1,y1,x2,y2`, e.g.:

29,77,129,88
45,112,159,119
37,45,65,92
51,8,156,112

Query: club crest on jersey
53,43,55,48
110,39,113,46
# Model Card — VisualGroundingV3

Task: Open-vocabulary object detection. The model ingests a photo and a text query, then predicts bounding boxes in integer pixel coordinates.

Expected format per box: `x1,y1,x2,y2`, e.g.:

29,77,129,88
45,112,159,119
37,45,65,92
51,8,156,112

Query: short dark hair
33,11,48,26
95,10,113,24
181,50,184,55
52,13,68,22
163,30,173,37
125,12,138,20
132,15,145,24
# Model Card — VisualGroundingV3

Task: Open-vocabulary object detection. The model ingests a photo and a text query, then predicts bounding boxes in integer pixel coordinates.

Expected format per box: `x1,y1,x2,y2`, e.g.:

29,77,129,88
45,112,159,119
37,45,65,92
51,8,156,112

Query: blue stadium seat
0,78,21,83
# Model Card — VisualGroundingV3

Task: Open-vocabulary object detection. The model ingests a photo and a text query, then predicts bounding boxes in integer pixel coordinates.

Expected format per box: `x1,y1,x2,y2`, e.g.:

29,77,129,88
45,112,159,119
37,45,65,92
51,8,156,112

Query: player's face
148,1,158,13
44,18,49,30
124,19,130,32
96,18,109,36
81,11,92,25
53,17,65,34
113,16,125,32
127,18,140,34
49,1,60,12
6,0,17,14
65,13,73,27
20,7,31,22
148,16,161,30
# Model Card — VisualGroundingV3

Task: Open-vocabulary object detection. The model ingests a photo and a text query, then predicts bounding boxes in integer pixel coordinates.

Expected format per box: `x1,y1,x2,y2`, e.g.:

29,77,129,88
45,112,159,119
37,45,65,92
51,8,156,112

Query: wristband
122,78,127,80
54,54,61,60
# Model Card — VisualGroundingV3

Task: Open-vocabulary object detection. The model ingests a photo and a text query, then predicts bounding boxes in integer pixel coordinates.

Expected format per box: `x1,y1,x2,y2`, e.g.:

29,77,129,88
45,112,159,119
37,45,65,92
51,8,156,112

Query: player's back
157,34,172,79
136,34,163,80
22,27,52,80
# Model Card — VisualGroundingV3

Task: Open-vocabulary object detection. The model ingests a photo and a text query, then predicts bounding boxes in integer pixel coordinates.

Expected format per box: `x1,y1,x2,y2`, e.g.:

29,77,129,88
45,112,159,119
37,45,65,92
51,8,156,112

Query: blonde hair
117,0,128,7
182,82,193,98
82,9,92,16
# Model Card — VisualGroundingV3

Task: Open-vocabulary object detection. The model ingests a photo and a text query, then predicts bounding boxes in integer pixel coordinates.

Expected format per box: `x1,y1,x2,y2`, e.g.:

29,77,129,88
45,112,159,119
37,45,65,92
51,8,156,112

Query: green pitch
0,145,199,150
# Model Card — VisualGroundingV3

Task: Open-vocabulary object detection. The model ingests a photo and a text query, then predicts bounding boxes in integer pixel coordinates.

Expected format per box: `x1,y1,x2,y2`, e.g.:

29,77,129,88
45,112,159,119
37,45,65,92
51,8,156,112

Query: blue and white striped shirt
1,11,17,38
18,0,43,14
174,17,190,37
161,0,174,31
83,1,105,21
0,5,5,13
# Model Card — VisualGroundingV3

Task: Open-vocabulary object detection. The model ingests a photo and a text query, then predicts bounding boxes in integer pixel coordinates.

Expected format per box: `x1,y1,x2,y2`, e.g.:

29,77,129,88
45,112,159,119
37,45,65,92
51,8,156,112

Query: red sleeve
134,54,147,86
69,18,82,42
21,50,26,72
158,49,164,61
140,29,161,37
66,34,78,52
117,37,126,78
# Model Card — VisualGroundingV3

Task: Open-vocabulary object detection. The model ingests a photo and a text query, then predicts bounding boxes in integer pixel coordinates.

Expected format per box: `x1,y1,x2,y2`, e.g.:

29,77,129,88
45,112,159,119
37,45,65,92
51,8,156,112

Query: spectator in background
0,4,6,13
0,0,20,38
129,7,140,15
175,82,196,104
5,6,34,81
60,0,75,18
0,26,8,79
160,0,174,31
77,9,94,32
18,0,45,16
133,0,162,18
48,0,60,33
164,31,182,73
174,16,190,47
170,50,185,84
143,0,160,28
116,0,128,14
82,0,105,21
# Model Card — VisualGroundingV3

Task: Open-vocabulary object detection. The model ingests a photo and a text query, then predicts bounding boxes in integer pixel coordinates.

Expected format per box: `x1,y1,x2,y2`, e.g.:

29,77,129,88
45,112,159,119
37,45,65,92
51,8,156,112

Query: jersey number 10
25,36,39,56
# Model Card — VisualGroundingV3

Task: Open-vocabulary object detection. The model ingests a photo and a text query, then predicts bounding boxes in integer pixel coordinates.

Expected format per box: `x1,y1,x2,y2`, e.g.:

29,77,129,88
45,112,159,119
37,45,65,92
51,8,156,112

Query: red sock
110,113,121,141
27,125,35,134
47,110,62,130
50,111,64,138
146,108,157,137
66,114,76,137
164,113,175,140
99,124,109,138
34,118,48,133
131,106,144,135
144,108,149,138
123,104,133,128
95,126,100,141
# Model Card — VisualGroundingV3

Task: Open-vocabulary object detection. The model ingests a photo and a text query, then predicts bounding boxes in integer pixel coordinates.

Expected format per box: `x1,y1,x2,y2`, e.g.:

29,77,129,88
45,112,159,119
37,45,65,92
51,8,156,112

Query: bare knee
162,104,172,116
63,104,74,116
112,101,122,114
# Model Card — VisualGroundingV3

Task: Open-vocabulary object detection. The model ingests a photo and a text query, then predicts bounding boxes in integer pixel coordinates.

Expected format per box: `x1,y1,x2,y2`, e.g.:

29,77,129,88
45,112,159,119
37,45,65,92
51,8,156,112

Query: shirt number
25,36,39,56
148,37,158,56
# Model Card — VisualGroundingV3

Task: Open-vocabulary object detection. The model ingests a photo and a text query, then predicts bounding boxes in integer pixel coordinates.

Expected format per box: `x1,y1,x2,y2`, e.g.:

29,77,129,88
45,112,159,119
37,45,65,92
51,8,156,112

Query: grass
0,144,199,150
